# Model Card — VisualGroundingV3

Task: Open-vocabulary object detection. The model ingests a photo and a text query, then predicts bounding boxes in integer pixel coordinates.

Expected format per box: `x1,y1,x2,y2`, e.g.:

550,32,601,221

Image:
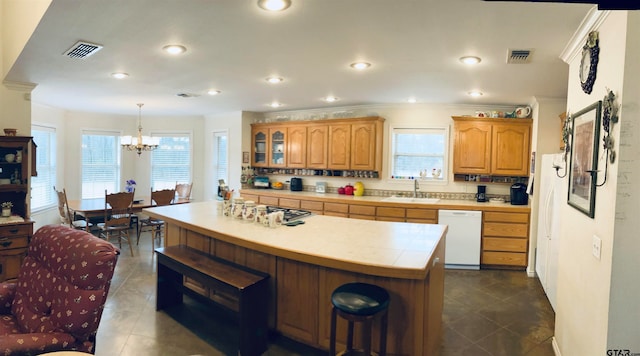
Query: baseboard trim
552,336,561,356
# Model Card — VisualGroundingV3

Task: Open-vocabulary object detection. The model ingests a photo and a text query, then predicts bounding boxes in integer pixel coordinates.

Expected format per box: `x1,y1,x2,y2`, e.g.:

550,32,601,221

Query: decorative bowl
4,154,15,163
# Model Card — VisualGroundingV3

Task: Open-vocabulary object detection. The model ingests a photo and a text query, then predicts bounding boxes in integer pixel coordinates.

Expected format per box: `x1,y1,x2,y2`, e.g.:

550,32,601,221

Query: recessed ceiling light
324,96,339,103
468,91,483,97
407,97,417,103
111,72,129,79
269,102,283,108
257,0,291,11
266,77,283,84
350,62,371,70
460,56,481,65
207,89,221,96
163,45,187,55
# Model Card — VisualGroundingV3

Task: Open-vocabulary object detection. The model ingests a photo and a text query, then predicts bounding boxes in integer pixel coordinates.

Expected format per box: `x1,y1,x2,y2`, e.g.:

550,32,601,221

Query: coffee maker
476,185,487,202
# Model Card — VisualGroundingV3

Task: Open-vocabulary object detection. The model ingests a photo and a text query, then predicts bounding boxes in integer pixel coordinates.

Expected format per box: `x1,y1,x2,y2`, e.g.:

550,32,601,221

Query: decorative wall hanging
595,89,619,186
555,112,572,178
568,101,602,218
580,31,599,94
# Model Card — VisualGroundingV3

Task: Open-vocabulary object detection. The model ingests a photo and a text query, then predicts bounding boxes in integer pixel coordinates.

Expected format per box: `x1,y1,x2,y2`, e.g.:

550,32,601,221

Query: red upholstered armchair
0,224,120,355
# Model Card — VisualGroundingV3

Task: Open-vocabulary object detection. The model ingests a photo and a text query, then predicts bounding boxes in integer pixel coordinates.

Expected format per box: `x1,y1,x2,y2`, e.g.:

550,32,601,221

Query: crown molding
2,80,37,92
560,6,611,64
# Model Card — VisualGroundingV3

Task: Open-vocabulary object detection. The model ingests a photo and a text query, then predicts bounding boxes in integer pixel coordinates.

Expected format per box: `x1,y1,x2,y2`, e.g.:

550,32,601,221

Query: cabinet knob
8,229,18,234
0,239,12,248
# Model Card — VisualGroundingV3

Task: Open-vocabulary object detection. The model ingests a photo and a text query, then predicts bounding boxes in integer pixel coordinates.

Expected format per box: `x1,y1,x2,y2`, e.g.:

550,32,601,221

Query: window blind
213,131,228,185
82,130,121,198
391,127,448,180
31,125,57,210
151,134,191,190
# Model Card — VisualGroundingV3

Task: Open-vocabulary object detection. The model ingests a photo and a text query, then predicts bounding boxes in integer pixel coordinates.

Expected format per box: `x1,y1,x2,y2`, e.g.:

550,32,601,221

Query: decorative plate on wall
580,31,599,94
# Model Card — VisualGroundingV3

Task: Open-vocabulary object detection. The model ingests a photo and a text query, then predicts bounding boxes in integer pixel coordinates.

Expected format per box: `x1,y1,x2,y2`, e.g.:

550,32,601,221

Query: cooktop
266,206,312,222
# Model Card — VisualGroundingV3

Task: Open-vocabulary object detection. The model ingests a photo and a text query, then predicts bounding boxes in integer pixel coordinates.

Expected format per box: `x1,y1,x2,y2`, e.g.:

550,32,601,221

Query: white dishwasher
438,210,482,270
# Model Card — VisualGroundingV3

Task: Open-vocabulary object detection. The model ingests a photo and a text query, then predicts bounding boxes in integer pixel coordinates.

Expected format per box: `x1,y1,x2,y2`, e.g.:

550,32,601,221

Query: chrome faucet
413,179,419,198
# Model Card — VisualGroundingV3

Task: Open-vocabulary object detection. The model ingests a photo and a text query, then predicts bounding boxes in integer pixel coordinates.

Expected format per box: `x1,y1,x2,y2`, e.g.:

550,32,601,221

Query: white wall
555,10,630,355
203,111,244,201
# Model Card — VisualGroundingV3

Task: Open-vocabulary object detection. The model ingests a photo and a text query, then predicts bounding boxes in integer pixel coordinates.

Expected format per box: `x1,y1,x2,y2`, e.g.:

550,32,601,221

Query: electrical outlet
592,235,602,260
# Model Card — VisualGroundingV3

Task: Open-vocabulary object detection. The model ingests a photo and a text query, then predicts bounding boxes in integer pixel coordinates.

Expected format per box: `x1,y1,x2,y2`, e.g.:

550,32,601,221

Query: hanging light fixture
120,103,160,156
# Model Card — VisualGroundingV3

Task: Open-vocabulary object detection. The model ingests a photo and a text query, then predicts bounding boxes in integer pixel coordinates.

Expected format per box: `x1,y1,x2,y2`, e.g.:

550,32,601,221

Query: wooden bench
155,245,270,356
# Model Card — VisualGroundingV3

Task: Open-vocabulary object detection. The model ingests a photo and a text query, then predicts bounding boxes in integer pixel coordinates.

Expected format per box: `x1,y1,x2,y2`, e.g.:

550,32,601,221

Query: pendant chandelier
120,103,160,156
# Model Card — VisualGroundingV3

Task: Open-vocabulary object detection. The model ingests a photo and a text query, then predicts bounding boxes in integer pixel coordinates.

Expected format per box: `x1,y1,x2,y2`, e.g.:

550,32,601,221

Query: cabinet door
453,121,492,174
328,124,351,170
287,126,307,168
307,125,328,169
269,128,287,167
277,258,319,344
252,128,268,167
350,122,377,171
491,123,531,176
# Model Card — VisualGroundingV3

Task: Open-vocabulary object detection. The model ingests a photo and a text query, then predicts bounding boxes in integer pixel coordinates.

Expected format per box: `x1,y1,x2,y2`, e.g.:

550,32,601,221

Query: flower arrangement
1,202,12,209
125,179,136,193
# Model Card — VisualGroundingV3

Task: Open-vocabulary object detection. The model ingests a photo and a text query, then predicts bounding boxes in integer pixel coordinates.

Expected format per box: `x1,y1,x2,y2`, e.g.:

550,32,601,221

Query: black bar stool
330,282,390,356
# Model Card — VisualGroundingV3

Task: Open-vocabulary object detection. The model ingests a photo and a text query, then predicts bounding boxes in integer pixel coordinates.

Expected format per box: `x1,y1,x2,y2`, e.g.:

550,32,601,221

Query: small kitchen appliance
476,185,487,202
290,177,303,191
510,183,529,205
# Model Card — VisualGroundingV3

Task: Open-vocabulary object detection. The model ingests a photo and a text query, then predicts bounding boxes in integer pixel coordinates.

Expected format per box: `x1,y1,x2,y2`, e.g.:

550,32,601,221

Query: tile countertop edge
144,201,446,280
240,188,531,212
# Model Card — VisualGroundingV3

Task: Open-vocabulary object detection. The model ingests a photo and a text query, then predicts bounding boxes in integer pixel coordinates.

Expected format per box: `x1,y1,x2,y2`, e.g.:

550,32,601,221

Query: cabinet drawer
350,214,376,221
324,203,348,214
259,196,279,206
483,222,528,238
481,251,527,266
240,193,260,202
279,198,300,209
0,236,28,251
376,207,405,218
324,211,348,218
0,225,31,238
406,218,437,224
483,237,527,252
406,209,437,220
301,200,323,211
349,205,375,216
376,216,405,222
483,212,528,223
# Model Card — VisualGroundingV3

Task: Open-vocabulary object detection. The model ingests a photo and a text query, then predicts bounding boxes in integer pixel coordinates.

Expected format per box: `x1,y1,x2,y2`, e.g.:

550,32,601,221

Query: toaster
290,177,303,191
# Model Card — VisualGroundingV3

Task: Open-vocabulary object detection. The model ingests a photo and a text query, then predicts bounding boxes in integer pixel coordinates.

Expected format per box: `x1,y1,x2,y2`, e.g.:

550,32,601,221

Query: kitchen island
144,201,447,355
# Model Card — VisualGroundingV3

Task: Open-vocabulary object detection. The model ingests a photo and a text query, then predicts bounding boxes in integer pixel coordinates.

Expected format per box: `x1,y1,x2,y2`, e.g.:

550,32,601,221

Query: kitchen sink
381,196,440,204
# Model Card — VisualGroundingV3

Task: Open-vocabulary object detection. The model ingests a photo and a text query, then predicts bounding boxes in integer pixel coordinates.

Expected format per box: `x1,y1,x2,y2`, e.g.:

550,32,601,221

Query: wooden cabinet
307,125,328,169
452,117,532,176
0,222,33,282
251,117,384,173
481,211,529,268
287,126,307,168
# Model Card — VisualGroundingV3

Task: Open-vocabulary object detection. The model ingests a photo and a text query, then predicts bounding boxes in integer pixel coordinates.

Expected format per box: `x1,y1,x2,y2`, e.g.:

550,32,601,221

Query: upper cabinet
452,117,532,177
0,136,37,219
251,117,384,175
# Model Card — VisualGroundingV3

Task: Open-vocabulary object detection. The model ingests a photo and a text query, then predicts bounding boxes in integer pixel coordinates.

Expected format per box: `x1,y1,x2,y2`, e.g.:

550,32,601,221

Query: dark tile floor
96,232,555,355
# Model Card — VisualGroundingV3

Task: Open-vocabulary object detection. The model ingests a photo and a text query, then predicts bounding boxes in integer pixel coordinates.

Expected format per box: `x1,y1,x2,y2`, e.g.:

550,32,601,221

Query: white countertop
144,201,447,279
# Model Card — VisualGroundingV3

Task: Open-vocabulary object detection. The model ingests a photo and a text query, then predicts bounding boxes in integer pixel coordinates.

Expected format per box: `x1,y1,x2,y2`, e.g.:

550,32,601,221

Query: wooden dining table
67,196,191,231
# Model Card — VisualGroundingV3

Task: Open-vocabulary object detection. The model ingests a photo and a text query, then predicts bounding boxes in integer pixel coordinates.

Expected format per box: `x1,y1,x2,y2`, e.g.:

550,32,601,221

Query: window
151,133,191,190
212,130,228,186
31,125,57,210
390,127,448,181
82,130,121,198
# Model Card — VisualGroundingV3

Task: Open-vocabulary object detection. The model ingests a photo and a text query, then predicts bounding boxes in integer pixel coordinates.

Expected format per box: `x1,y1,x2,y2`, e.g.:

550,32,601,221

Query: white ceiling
5,0,593,116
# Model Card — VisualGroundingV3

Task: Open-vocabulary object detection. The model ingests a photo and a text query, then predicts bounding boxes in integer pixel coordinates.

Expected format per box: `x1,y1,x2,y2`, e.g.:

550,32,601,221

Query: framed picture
567,100,602,218
243,151,250,164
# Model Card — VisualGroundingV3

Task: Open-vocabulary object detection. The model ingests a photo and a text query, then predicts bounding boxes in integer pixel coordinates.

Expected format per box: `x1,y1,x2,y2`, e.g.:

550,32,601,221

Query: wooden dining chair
54,186,93,231
137,188,175,251
98,190,135,256
175,182,193,200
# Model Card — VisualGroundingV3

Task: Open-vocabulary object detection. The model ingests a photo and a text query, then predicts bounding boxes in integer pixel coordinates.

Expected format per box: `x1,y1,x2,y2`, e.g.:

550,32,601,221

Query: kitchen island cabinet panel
277,258,319,344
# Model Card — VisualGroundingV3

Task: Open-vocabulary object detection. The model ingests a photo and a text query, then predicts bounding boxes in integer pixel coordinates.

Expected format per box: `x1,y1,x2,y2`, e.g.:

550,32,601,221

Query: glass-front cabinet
269,129,286,167
252,128,268,167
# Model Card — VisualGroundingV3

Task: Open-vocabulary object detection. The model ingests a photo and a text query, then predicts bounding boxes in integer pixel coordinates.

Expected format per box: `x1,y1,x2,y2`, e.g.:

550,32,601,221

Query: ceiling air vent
507,49,533,64
63,41,103,59
176,93,200,98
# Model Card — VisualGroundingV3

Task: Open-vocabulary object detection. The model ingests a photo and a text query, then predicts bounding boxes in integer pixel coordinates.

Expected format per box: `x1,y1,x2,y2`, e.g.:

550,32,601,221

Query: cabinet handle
432,257,440,267
0,240,12,248
9,229,18,234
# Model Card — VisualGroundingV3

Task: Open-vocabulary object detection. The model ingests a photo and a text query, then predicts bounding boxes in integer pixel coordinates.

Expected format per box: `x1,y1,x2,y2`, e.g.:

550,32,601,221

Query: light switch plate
592,235,602,260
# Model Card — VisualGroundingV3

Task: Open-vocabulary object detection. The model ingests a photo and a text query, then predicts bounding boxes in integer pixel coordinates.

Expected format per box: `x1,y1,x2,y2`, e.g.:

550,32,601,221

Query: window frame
30,124,57,212
212,130,229,191
388,125,450,184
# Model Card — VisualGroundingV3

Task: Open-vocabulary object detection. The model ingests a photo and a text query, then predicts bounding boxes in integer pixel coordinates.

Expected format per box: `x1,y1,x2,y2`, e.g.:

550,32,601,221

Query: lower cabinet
0,222,32,282
481,211,529,267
